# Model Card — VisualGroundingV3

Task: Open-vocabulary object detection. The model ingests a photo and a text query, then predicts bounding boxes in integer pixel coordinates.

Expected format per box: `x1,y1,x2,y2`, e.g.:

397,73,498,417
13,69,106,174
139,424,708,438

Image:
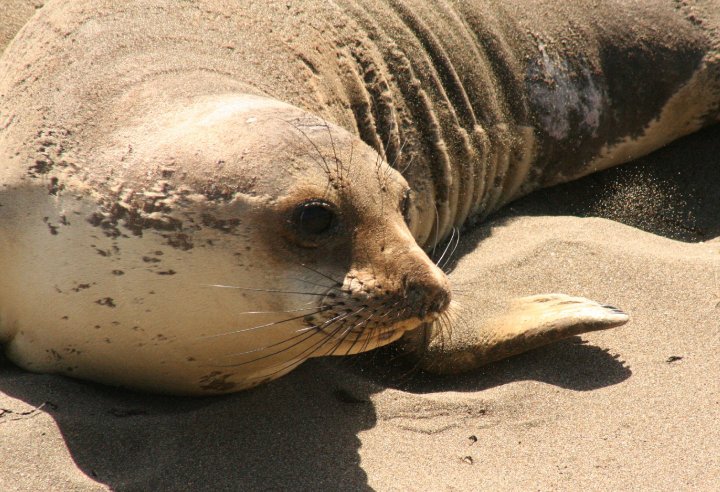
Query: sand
2,6,720,491
0,1,42,52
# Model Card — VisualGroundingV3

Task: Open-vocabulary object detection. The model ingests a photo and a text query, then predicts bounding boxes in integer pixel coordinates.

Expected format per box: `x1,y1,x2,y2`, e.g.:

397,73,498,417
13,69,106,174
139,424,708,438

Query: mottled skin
0,1,718,394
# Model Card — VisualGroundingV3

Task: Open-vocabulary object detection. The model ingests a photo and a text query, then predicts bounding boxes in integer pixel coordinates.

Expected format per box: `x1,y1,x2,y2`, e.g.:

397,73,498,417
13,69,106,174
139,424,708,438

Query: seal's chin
305,303,448,356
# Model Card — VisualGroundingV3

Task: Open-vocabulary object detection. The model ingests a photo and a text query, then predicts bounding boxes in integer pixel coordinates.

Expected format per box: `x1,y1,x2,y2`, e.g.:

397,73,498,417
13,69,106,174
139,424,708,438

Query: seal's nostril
404,277,451,317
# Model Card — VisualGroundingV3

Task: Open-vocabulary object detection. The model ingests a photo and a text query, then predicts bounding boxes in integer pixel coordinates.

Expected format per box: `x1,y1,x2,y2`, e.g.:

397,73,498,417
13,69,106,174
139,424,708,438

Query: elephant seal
0,0,718,394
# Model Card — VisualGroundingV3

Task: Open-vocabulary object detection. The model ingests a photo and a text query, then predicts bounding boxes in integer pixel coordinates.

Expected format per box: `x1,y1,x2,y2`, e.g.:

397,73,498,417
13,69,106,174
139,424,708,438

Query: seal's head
92,93,450,389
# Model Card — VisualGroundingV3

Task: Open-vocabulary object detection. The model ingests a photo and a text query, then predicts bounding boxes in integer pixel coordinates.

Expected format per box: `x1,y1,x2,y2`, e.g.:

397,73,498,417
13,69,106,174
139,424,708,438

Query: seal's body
0,1,718,394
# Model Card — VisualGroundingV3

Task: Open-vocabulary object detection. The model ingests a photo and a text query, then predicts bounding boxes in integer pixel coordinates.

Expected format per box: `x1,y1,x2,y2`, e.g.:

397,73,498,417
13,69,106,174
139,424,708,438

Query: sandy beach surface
2,5,720,491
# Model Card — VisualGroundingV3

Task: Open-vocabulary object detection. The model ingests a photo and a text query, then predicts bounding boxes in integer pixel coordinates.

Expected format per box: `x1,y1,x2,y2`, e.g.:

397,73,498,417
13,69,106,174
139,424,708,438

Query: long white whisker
197,308,328,340
201,284,324,296
434,227,456,267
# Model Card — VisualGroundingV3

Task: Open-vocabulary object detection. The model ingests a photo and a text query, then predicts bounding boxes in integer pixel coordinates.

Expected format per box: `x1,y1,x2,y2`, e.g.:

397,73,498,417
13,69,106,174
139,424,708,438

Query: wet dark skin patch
95,298,116,308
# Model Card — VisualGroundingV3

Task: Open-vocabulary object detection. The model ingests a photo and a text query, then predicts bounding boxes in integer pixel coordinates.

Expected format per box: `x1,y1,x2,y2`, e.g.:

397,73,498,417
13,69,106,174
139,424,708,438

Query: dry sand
1,7,720,492
0,1,42,52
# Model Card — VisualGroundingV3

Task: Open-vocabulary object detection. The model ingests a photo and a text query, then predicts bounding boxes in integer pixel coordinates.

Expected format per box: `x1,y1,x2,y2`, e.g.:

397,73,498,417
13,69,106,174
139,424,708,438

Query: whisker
222,328,319,362
248,308,363,375
201,284,324,296
340,311,378,356
289,277,340,290
431,200,440,257
355,319,379,355
439,227,461,271
324,308,370,356
218,308,360,368
323,120,341,180
299,263,343,286
233,304,318,316
398,153,415,175
433,227,456,267
197,308,328,340
391,137,409,169
346,140,356,181
275,117,333,177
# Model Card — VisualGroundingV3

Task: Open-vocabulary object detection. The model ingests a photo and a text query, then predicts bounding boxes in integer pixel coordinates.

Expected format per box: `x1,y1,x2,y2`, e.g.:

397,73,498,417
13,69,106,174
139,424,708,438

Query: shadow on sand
0,336,629,491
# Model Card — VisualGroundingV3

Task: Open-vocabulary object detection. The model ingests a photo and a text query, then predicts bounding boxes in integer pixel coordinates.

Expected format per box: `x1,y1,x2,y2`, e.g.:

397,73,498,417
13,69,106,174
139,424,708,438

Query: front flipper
401,294,629,374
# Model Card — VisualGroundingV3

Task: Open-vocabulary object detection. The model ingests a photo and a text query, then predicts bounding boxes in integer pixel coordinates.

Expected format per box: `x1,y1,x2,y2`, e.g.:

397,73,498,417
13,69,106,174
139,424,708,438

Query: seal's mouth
300,281,450,354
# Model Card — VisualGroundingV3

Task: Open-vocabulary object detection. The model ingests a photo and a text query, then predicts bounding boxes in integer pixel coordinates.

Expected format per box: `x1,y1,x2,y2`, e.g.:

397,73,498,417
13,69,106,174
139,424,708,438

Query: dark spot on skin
87,212,122,239
28,159,52,176
111,321,120,326
132,326,140,331
154,251,163,256
157,270,176,275
72,284,91,292
201,214,241,233
46,349,62,362
48,177,63,196
142,256,161,263
95,297,116,308
47,223,59,235
94,325,101,329
203,185,238,202
666,355,684,363
164,233,193,250
61,316,69,320
186,357,196,362
104,338,112,343
199,371,237,392
96,248,111,257
112,270,125,276
101,195,182,236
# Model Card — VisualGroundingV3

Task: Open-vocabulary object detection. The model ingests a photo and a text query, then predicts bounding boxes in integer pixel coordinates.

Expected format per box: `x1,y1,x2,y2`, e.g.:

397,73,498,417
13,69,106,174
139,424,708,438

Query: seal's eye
292,200,336,237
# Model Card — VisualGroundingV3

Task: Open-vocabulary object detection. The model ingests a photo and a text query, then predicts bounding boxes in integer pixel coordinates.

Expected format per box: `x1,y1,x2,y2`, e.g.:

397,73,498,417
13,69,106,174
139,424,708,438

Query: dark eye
292,200,336,236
